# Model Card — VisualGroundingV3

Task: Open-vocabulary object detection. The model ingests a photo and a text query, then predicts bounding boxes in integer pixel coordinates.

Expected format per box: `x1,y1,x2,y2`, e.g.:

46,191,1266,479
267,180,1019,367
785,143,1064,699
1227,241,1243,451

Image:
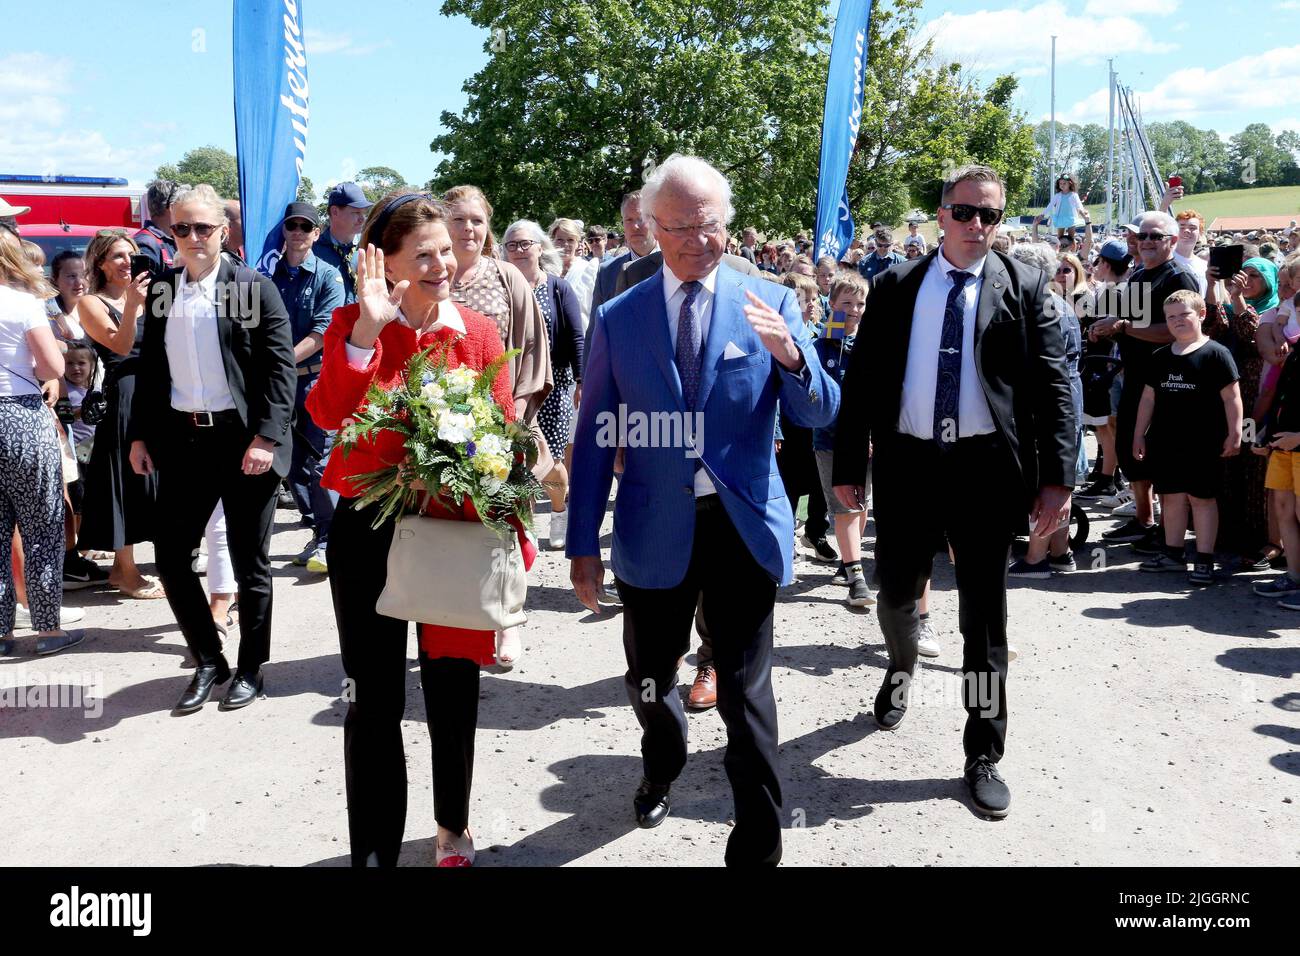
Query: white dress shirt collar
662,262,720,301
395,299,467,334
934,244,987,283
180,263,222,297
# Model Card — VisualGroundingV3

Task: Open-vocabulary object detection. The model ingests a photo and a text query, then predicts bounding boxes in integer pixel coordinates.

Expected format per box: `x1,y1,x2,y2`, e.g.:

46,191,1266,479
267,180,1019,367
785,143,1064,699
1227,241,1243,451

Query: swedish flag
823,309,848,340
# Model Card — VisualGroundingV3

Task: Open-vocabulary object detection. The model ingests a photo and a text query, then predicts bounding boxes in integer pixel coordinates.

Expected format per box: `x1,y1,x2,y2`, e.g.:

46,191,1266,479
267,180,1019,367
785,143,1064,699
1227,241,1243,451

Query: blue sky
1,0,1295,193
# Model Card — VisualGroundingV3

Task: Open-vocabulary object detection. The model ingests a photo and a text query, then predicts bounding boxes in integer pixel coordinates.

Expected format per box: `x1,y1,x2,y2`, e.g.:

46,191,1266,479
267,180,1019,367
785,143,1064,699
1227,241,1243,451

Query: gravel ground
2,493,1297,867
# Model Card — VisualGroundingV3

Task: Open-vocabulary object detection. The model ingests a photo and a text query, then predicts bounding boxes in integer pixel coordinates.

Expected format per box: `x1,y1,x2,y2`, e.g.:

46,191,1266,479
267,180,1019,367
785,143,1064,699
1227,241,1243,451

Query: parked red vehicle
1,174,144,230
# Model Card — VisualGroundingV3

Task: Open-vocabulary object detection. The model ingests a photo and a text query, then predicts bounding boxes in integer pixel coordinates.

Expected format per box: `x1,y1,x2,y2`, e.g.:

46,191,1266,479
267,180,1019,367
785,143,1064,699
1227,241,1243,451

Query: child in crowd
813,271,874,607
1132,290,1242,584
59,341,108,589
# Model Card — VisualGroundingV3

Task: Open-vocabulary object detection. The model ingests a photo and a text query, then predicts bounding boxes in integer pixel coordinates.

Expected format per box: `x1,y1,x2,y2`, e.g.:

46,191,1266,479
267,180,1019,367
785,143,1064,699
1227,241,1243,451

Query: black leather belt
172,408,242,428
696,493,725,513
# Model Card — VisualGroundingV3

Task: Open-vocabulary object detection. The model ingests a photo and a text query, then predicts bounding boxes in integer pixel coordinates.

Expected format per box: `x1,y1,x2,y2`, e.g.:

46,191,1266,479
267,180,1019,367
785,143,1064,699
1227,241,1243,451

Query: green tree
155,146,241,198
427,0,1032,235
297,175,316,204
1230,122,1291,187
356,166,408,202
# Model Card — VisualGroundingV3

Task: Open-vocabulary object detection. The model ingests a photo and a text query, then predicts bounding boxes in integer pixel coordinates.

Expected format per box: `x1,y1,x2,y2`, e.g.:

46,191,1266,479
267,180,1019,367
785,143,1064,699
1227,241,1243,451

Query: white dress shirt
1172,251,1208,295
166,265,236,412
663,263,719,497
897,245,997,440
344,299,466,369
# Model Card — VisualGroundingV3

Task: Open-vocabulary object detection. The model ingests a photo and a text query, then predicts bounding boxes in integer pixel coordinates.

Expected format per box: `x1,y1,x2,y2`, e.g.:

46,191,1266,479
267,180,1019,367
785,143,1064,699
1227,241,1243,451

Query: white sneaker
917,618,941,658
1098,488,1134,510
549,509,568,550
1112,498,1138,517
1008,645,1020,662
14,604,85,630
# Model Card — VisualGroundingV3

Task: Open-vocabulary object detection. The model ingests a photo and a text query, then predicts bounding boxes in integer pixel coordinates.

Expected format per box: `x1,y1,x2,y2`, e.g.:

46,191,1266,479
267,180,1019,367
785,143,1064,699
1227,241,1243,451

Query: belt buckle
191,411,215,428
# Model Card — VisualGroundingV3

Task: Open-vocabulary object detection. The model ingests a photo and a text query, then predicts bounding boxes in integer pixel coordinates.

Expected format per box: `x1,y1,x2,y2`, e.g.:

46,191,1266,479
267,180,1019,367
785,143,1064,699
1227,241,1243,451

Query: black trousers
328,498,479,867
871,432,1021,764
616,497,782,866
154,420,279,674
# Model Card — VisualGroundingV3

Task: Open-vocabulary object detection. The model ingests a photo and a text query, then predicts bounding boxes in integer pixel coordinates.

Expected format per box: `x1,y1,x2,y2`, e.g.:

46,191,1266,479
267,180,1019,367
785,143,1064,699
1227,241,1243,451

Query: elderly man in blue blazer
567,154,838,866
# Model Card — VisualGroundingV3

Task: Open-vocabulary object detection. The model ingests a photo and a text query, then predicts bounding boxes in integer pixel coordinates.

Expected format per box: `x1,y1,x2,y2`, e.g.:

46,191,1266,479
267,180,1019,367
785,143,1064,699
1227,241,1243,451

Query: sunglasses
1135,232,1170,241
941,203,1004,226
172,221,222,239
283,219,315,233
504,239,537,252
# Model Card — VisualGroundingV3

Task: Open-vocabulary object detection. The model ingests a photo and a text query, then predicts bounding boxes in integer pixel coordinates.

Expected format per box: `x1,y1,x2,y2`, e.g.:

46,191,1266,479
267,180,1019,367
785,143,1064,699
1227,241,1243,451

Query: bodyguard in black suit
832,166,1076,817
128,185,297,714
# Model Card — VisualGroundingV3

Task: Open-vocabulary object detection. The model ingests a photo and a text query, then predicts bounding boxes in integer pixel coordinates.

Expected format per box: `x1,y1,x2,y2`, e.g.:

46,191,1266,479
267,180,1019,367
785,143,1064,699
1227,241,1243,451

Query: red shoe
435,828,475,867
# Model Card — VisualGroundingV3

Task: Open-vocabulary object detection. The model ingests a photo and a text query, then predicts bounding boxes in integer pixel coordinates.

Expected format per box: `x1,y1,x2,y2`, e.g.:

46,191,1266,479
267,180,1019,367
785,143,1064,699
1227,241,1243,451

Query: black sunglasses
942,203,1005,226
283,219,315,233
1135,231,1170,241
172,221,221,239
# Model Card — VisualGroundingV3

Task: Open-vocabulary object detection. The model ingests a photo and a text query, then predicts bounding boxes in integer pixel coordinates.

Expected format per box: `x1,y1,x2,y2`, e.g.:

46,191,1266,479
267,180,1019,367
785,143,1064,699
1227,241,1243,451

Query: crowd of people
1,154,1298,867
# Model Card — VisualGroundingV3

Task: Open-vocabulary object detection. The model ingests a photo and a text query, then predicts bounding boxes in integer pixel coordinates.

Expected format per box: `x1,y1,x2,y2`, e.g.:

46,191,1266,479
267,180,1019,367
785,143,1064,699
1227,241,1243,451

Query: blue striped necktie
934,270,972,445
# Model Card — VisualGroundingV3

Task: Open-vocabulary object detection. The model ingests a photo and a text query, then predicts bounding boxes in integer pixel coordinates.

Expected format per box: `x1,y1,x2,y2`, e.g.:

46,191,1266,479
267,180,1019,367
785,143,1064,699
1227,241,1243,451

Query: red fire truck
1,174,146,268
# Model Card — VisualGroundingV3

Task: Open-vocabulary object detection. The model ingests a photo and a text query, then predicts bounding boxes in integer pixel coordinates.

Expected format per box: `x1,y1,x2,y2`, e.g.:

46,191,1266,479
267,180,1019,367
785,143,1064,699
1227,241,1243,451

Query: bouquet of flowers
339,341,543,533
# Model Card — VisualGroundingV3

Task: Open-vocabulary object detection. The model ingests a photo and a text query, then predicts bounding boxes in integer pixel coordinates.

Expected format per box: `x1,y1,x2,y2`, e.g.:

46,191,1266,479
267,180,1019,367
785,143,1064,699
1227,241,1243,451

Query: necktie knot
950,270,972,289
681,279,702,301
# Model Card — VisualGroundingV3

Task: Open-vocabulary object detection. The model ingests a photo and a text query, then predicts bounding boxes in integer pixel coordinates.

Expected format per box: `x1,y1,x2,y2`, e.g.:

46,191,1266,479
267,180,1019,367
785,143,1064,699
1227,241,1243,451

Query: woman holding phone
75,230,162,599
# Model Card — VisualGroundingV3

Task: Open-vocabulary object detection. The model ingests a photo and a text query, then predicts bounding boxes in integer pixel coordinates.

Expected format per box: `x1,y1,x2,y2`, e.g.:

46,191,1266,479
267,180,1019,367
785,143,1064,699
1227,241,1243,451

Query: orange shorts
1265,450,1300,493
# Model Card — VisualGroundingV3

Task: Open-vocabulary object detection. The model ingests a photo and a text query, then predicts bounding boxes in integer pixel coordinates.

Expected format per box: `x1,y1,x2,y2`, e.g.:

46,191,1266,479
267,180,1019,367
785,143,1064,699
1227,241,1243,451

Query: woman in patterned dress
443,186,552,667
501,221,583,551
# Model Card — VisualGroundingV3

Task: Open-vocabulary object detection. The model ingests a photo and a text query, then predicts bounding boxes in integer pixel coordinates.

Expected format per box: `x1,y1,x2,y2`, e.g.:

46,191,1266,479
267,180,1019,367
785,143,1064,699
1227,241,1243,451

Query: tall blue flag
233,0,309,275
815,0,874,265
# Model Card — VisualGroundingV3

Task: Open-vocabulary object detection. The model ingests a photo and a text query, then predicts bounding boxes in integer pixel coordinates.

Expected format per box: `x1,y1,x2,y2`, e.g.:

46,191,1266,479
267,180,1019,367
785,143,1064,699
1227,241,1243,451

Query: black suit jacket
831,248,1076,504
129,259,298,477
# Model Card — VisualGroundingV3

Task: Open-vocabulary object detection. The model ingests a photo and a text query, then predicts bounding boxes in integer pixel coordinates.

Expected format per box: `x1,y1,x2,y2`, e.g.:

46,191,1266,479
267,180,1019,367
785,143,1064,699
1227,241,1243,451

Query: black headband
368,192,434,249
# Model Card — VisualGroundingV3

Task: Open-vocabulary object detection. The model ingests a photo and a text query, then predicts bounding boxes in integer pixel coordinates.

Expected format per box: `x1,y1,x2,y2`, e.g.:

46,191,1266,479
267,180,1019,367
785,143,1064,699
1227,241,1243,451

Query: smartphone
1209,244,1244,278
129,253,156,279
1168,174,1183,188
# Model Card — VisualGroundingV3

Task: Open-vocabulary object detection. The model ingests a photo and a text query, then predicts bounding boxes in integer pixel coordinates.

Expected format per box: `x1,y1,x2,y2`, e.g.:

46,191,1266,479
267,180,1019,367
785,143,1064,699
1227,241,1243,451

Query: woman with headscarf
1206,256,1274,565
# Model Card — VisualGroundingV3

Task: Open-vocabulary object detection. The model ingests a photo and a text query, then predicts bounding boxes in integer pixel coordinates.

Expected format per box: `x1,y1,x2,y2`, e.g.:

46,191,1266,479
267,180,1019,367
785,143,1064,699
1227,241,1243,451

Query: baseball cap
1098,238,1132,265
327,182,374,209
283,201,319,226
0,199,31,218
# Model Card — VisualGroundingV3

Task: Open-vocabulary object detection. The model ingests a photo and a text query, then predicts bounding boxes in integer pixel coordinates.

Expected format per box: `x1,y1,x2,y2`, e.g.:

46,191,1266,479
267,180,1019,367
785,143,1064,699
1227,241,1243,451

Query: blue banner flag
233,0,309,275
815,0,875,265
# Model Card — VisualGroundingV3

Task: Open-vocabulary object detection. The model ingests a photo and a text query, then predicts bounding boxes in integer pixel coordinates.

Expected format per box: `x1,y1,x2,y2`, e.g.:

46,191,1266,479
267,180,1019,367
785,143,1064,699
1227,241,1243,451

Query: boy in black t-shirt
1132,290,1243,584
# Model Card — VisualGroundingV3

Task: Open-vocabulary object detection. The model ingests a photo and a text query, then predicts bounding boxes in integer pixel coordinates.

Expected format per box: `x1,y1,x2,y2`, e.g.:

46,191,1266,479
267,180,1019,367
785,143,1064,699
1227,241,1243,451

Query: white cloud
1058,44,1300,124
1084,0,1179,13
1276,0,1300,9
919,1,1176,72
304,29,392,57
0,52,163,181
1274,118,1300,136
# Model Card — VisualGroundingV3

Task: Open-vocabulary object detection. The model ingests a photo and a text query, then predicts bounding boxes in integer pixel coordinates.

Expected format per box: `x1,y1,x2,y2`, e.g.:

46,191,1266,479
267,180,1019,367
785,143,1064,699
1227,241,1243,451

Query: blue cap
1098,238,1131,264
327,182,373,209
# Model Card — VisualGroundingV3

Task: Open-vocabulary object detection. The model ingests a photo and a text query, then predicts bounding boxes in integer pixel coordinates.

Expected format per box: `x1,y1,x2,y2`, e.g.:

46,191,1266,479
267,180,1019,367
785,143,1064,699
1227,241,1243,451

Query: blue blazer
567,262,839,588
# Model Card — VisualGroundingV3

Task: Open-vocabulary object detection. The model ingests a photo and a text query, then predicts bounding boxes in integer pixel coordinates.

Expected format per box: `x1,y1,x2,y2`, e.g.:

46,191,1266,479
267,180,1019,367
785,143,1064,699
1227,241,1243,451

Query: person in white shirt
1172,208,1209,294
128,184,296,715
0,227,81,656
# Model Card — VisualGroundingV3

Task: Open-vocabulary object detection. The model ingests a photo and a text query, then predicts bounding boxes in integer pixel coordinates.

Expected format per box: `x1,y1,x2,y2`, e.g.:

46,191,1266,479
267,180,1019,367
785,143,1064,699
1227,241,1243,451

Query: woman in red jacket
307,190,533,868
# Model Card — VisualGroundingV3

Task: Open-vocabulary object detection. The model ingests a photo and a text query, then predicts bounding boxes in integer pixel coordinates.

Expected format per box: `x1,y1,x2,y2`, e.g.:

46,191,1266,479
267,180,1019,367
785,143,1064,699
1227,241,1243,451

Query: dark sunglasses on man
1135,231,1169,241
172,221,222,239
941,203,1005,226
283,219,315,234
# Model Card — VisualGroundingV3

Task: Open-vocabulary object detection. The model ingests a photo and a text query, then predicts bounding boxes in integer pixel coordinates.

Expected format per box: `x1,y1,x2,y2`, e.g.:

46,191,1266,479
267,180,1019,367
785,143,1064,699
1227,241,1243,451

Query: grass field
1083,184,1300,225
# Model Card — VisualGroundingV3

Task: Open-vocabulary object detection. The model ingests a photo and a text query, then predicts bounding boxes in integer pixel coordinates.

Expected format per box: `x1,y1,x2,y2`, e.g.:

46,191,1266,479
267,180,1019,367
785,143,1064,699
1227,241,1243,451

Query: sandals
115,576,166,600
435,827,475,867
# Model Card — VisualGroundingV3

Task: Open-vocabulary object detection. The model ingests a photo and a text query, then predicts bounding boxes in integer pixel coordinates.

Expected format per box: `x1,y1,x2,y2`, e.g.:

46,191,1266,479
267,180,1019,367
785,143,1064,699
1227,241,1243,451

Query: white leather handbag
376,514,528,630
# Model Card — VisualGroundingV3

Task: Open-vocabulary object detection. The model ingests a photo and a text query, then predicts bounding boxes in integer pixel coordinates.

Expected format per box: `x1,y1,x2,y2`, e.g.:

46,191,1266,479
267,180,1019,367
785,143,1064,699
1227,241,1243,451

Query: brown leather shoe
687,665,717,710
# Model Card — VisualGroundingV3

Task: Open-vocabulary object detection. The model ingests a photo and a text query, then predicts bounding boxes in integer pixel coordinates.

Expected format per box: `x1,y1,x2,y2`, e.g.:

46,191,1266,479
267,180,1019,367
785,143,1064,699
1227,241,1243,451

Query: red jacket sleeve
307,304,385,430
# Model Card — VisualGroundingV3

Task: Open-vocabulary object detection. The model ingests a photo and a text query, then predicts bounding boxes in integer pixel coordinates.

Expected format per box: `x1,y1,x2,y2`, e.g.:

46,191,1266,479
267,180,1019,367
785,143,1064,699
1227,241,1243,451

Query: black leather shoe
633,778,672,829
873,662,916,730
220,670,264,711
964,756,1011,817
175,662,231,714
